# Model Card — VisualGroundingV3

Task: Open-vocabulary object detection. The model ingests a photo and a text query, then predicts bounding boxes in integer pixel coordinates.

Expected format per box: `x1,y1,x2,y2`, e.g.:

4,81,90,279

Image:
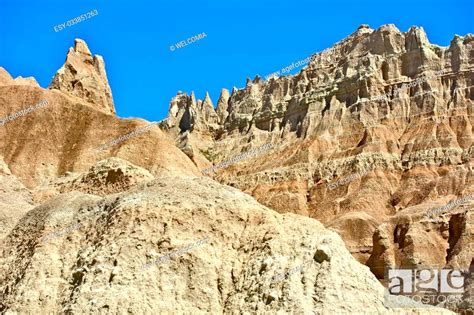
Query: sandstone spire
189,91,197,108
49,39,115,115
216,88,230,123
202,91,213,109
201,92,218,124
449,33,473,72
245,77,252,87
1,23,472,314
166,92,198,132
405,26,430,50
370,24,404,55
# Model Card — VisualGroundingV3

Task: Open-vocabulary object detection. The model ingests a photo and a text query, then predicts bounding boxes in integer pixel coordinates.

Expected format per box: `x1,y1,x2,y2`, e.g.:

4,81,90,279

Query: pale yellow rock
0,174,452,314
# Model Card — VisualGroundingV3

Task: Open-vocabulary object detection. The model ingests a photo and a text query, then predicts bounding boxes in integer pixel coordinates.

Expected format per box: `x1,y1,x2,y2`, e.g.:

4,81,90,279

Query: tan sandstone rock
49,39,116,115
0,173,452,314
161,24,474,283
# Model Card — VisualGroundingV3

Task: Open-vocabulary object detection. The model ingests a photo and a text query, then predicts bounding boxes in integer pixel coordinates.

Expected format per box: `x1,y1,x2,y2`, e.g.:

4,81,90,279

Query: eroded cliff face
162,24,474,273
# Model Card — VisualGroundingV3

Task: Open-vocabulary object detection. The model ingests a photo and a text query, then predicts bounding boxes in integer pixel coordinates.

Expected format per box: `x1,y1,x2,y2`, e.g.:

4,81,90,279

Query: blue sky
1,0,473,122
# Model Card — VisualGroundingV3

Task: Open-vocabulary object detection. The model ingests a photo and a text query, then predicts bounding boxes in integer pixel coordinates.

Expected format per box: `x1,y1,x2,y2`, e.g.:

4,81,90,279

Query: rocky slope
0,156,36,240
0,159,452,314
162,24,474,276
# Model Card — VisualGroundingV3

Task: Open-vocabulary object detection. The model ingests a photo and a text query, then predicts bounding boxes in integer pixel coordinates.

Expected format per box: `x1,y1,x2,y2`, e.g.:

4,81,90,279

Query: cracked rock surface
0,171,452,314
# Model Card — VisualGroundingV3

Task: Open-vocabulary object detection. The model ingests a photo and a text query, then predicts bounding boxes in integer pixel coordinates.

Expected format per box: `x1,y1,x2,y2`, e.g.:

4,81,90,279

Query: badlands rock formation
0,39,198,240
0,164,451,314
0,40,198,189
162,24,474,280
49,38,116,115
0,26,471,314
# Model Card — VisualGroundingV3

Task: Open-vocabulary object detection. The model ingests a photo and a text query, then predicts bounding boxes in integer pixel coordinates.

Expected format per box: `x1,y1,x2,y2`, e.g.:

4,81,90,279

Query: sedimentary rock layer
162,24,474,277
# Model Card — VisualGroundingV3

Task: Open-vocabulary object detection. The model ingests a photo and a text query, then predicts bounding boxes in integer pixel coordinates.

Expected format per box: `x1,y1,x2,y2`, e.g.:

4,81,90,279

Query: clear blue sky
1,0,473,121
